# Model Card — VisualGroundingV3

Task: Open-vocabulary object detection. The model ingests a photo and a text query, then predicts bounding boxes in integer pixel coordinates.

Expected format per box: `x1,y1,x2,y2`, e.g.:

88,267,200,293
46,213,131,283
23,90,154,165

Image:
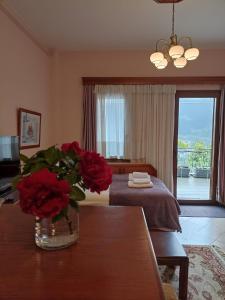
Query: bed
81,163,181,232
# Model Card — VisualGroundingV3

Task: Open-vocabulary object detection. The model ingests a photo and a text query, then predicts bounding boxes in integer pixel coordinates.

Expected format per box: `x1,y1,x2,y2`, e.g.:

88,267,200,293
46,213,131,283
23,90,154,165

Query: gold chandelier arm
178,36,193,49
155,39,170,51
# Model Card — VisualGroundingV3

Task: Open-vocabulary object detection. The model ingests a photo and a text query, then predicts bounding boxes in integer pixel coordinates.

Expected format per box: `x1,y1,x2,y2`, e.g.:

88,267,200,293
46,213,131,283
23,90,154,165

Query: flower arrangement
16,141,112,223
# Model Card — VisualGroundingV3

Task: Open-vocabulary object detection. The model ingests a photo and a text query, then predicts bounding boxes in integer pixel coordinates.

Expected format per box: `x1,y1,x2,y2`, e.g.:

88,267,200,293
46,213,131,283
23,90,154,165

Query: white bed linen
79,189,110,206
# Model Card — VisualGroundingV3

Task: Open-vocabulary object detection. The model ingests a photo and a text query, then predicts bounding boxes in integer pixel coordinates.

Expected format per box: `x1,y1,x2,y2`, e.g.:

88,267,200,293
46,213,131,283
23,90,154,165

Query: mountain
178,98,214,147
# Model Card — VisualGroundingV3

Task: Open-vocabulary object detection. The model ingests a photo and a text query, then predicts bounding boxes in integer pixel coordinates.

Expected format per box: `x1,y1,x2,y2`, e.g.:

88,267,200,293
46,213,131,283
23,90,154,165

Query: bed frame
108,163,157,177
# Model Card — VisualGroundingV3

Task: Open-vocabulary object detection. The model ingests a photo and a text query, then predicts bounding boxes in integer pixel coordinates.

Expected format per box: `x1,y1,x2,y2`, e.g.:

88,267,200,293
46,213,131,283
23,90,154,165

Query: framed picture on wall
18,108,41,149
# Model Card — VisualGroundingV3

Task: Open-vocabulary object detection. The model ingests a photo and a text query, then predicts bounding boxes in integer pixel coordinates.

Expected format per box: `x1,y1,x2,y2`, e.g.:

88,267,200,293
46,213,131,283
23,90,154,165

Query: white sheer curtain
95,84,176,191
95,85,126,158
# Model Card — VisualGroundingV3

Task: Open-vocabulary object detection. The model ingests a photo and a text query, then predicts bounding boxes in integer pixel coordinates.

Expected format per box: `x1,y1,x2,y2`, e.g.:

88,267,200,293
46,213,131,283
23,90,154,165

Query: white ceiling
3,0,225,51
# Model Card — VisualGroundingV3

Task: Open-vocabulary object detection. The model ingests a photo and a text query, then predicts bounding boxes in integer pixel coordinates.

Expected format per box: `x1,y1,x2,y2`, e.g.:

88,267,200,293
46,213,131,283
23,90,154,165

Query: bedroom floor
176,217,225,251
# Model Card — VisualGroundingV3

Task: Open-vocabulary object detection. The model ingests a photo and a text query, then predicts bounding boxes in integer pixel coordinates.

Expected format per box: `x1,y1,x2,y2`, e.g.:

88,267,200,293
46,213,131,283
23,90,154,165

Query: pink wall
56,49,225,144
0,9,51,157
1,5,225,151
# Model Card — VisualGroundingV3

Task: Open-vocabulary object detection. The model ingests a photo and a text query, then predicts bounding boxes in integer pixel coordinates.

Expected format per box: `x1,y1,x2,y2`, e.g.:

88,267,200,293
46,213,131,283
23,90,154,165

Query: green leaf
69,199,79,212
70,186,85,201
31,149,46,159
35,157,46,163
65,150,77,161
30,162,48,173
12,175,22,189
44,146,61,164
52,207,68,223
65,173,78,185
20,154,29,162
22,164,32,175
51,165,64,174
52,212,64,223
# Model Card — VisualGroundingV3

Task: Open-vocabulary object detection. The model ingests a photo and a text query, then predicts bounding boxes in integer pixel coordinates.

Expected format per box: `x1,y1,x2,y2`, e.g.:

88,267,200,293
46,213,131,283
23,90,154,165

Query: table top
0,205,165,300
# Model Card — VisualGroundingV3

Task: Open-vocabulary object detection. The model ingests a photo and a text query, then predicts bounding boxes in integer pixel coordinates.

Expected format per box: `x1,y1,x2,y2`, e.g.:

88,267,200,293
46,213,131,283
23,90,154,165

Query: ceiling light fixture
150,1,199,70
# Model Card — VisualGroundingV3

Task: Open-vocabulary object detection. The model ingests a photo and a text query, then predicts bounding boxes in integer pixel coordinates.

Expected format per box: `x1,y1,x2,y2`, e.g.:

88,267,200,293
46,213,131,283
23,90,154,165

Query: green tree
188,141,211,169
178,139,189,149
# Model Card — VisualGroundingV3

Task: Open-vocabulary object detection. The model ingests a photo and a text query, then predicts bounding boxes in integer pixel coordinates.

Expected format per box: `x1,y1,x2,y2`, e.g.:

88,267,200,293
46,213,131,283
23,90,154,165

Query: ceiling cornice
0,1,51,56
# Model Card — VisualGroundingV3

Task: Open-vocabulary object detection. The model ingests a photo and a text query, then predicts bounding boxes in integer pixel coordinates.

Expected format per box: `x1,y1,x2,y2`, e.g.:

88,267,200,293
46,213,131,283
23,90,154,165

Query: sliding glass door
174,91,220,203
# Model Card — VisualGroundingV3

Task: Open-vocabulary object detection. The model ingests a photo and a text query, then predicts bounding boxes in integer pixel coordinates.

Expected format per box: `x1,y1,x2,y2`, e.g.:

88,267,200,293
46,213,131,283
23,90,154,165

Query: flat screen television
0,136,20,179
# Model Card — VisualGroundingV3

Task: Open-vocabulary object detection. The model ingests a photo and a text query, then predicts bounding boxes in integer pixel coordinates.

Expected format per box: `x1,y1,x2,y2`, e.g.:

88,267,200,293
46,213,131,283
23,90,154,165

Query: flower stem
64,214,73,235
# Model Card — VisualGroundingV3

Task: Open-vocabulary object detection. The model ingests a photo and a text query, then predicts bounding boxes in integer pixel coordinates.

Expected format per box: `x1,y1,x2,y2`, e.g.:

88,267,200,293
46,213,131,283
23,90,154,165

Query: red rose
61,141,83,155
17,168,71,218
79,151,112,193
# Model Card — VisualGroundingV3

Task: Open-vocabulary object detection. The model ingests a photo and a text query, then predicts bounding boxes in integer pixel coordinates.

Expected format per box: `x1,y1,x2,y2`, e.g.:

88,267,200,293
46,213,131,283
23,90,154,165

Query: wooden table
0,205,165,300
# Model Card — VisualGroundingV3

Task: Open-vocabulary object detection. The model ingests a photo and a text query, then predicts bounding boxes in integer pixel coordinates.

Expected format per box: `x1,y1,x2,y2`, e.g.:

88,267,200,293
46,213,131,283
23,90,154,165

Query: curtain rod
82,77,225,85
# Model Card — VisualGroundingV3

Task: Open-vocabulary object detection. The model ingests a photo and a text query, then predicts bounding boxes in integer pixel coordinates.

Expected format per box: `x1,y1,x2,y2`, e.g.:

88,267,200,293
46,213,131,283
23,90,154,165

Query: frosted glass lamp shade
169,45,184,59
184,48,200,61
174,57,187,68
155,58,168,69
150,52,164,64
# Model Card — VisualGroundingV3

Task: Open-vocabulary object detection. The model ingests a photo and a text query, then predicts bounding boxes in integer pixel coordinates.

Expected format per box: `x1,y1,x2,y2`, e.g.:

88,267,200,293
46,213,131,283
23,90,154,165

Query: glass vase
35,208,79,250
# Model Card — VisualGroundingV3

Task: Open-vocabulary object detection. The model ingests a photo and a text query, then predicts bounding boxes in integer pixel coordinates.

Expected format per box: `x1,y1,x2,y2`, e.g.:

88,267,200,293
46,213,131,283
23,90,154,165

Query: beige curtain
217,88,225,205
125,85,176,191
95,84,176,191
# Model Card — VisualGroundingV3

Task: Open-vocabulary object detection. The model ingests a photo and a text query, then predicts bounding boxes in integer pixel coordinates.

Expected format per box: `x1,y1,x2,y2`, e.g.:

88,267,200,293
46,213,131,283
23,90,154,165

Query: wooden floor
176,217,225,251
177,177,210,200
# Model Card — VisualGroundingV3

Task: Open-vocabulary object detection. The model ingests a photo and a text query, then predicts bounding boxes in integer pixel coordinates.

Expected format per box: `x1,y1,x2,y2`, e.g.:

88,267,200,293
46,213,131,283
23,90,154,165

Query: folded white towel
133,178,151,184
132,172,149,179
129,173,151,182
128,180,153,188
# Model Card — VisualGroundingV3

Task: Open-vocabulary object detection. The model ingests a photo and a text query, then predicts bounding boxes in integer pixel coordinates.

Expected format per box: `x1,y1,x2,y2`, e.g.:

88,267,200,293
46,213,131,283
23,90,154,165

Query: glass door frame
173,90,221,205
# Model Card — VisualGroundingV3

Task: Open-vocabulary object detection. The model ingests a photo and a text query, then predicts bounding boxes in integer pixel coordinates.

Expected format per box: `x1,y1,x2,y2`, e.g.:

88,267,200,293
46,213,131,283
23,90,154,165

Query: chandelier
150,1,199,69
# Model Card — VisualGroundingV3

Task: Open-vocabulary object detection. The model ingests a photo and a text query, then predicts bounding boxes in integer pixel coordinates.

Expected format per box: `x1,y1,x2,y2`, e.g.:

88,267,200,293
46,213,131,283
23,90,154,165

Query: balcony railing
177,148,212,199
177,148,211,178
